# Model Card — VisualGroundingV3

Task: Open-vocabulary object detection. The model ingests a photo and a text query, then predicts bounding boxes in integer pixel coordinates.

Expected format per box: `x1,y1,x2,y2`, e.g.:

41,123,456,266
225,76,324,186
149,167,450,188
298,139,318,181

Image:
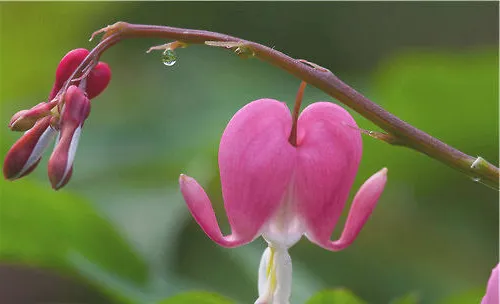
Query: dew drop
162,49,177,66
472,177,481,182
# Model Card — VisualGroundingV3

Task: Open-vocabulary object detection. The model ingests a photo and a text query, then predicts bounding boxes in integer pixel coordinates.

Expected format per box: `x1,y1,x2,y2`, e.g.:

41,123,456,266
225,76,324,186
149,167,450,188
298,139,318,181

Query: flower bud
86,61,111,99
47,85,90,190
3,117,56,180
8,101,57,131
49,48,89,100
48,49,111,100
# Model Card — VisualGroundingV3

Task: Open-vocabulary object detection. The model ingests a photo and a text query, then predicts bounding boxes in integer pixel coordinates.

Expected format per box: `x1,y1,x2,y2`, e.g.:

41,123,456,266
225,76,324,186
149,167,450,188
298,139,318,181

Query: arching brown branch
68,22,499,190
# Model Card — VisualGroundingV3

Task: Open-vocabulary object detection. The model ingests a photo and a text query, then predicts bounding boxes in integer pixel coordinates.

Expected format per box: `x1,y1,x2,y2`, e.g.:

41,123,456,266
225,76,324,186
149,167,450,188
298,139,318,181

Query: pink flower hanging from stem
180,81,388,303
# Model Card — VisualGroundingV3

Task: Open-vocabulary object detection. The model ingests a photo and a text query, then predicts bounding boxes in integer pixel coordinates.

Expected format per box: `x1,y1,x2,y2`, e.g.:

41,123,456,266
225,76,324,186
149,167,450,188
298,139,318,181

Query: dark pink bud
49,48,89,100
48,48,111,100
3,117,57,180
47,85,90,190
9,101,57,131
86,61,112,99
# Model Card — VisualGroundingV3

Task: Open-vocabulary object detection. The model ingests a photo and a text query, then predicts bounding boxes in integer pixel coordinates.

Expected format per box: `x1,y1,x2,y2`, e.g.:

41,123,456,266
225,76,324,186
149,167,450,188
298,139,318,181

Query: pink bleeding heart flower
3,48,111,189
180,97,387,304
482,263,499,304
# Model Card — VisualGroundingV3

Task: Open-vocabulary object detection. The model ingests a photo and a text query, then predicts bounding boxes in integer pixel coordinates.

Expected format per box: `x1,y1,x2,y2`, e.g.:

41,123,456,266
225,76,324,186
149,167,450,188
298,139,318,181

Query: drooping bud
8,101,58,131
3,116,57,180
48,48,112,100
47,85,90,190
86,61,112,99
49,48,89,100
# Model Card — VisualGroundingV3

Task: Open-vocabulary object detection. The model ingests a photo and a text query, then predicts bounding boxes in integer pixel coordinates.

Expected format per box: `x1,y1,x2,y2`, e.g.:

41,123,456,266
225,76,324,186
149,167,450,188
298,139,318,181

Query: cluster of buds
3,49,111,189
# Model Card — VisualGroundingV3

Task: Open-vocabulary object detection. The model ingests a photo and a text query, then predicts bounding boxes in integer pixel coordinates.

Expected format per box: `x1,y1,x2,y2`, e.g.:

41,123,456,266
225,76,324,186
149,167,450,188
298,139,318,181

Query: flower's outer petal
86,62,112,99
48,49,111,100
47,86,90,190
294,102,362,245
49,49,89,100
219,99,295,244
179,174,251,247
314,168,387,251
482,264,499,304
3,117,56,180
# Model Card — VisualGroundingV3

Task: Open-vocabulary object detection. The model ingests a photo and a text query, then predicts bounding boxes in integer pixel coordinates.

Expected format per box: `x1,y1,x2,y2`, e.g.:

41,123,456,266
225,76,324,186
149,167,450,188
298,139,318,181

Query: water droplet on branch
162,49,177,66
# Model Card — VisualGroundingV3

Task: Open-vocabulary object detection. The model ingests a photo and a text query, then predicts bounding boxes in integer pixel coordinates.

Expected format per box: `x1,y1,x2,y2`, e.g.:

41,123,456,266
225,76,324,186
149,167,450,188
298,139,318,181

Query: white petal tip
179,173,193,183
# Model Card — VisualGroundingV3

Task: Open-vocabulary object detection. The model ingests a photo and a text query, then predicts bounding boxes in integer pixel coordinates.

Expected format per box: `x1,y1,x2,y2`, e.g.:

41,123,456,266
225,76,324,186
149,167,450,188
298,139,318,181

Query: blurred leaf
437,288,483,304
0,178,148,285
306,289,366,304
69,252,148,304
390,292,420,304
156,291,233,304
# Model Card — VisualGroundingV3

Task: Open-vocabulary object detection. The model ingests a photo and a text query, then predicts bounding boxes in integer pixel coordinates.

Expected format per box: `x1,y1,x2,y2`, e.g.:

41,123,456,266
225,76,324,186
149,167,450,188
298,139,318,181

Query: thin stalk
63,22,498,189
288,81,307,147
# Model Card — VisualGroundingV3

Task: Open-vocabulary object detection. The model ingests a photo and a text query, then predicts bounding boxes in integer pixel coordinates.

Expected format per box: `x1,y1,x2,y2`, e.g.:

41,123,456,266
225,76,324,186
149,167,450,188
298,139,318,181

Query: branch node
471,156,486,169
297,59,331,73
343,122,399,145
146,41,188,53
205,41,255,59
90,21,129,42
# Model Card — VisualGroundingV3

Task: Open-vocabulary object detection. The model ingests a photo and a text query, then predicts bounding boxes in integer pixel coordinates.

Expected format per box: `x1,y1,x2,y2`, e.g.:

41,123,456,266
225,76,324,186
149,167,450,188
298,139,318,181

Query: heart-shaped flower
180,98,387,303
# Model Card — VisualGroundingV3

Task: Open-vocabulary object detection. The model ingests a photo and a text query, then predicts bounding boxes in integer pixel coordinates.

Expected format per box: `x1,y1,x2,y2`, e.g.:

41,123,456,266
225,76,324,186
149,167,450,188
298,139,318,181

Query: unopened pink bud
9,101,57,131
3,117,56,180
47,85,90,190
48,48,111,100
49,48,89,100
86,62,112,99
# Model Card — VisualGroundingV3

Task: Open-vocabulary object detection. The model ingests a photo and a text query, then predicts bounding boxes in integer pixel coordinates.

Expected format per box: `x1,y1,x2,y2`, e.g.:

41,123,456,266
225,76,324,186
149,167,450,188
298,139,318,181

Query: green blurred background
0,2,498,304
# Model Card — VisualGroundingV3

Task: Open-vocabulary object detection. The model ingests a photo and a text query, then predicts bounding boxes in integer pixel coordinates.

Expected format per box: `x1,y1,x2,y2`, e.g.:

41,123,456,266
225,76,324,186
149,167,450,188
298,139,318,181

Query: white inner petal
17,126,57,178
255,246,292,304
257,247,271,298
262,178,304,249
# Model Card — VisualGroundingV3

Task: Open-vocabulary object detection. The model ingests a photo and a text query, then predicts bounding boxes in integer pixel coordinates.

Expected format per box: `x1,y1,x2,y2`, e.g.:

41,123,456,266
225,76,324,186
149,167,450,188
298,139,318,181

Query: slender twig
68,21,498,189
289,81,307,147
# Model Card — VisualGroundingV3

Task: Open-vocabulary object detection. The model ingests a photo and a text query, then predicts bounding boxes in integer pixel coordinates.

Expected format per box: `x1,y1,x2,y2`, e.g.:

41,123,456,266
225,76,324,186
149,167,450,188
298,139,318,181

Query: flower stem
64,21,499,190
288,81,307,147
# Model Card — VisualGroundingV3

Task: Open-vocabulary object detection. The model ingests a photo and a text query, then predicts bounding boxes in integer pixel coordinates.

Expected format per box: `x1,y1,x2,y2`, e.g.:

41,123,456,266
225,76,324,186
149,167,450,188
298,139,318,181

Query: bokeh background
0,2,498,304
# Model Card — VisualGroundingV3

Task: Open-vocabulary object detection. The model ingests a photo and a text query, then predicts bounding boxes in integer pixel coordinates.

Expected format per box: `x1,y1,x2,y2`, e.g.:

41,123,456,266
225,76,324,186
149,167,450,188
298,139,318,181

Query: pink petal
49,49,89,100
48,49,111,100
180,174,249,247
219,99,296,243
482,264,499,304
3,117,56,180
47,126,81,190
180,99,295,247
313,168,387,251
87,62,112,99
294,102,363,245
61,86,92,127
